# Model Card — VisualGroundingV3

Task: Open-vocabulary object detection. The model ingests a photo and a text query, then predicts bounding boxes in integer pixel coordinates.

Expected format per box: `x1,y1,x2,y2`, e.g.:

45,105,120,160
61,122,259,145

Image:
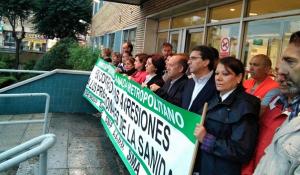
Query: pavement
0,113,130,175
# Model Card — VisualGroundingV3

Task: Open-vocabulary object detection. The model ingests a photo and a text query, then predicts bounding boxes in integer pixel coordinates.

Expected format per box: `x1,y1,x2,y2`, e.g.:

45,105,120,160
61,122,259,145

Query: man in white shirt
181,45,218,113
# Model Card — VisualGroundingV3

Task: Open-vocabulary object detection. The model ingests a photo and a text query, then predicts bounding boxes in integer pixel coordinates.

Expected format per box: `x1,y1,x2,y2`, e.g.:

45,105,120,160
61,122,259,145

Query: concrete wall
0,70,97,115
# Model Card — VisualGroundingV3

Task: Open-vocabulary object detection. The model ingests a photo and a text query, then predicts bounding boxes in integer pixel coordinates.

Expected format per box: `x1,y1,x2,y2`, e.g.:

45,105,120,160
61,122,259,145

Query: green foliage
32,0,92,39
0,0,36,68
23,60,37,70
0,76,17,88
34,38,77,70
0,53,14,69
67,46,100,71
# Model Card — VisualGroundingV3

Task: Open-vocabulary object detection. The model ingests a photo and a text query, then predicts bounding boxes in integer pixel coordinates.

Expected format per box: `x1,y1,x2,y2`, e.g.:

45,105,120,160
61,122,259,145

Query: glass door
185,28,203,54
169,31,181,53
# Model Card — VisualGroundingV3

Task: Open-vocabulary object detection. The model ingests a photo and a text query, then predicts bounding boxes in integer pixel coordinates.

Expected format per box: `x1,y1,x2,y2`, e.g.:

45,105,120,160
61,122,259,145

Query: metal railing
0,93,50,134
0,93,52,174
0,134,56,174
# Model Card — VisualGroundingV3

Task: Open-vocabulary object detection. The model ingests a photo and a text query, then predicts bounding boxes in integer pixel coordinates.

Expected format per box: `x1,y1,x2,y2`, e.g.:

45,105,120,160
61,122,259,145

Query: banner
83,59,202,175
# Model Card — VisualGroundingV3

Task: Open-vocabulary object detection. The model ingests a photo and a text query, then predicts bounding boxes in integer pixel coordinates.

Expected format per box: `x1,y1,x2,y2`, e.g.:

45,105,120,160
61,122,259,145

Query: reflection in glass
209,1,242,23
207,24,239,58
248,0,300,17
170,33,179,53
172,11,205,28
156,32,168,52
159,19,170,30
243,16,300,71
185,32,203,54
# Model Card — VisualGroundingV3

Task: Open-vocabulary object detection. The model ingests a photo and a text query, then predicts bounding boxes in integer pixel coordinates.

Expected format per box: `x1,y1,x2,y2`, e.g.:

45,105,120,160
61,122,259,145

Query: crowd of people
99,31,300,175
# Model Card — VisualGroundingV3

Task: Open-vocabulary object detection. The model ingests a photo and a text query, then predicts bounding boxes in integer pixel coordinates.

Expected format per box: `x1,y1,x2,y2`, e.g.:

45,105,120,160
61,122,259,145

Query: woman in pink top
130,53,148,84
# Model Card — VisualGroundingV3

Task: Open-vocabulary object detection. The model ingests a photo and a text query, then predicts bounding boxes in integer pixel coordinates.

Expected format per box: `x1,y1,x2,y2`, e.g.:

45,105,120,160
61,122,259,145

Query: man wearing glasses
181,45,218,113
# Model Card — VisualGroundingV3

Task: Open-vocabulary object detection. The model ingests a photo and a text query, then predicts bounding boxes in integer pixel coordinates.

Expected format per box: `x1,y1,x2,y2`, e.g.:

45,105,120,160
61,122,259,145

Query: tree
33,0,92,40
0,0,35,69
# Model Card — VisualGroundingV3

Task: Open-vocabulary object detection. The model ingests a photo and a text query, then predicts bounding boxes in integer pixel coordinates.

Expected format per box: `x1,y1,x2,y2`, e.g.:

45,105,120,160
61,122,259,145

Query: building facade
0,16,57,53
91,0,300,70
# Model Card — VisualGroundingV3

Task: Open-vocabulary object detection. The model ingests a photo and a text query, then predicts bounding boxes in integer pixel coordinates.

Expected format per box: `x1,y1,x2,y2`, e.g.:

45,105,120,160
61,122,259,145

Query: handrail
0,69,49,74
0,93,50,134
0,134,56,174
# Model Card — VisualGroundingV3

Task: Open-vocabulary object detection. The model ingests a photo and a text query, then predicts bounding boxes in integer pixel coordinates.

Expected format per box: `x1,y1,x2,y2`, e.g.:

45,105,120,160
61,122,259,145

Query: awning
103,0,149,5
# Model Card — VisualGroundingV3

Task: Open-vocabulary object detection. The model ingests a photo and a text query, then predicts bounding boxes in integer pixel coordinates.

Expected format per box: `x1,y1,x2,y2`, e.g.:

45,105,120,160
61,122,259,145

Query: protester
101,48,112,62
122,41,133,54
111,52,121,67
142,54,165,88
116,51,132,73
194,57,260,175
181,45,217,113
161,42,173,60
242,54,283,175
150,54,188,107
254,31,300,175
243,54,280,114
123,57,136,76
129,53,148,84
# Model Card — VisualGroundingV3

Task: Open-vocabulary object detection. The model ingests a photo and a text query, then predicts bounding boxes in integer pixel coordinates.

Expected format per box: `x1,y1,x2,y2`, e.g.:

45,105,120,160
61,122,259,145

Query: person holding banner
130,53,148,84
142,54,165,88
194,57,260,175
150,53,189,107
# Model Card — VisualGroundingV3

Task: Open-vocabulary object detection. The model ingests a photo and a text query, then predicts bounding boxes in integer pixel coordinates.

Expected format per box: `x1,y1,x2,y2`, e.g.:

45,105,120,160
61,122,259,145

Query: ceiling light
249,13,258,16
230,8,235,11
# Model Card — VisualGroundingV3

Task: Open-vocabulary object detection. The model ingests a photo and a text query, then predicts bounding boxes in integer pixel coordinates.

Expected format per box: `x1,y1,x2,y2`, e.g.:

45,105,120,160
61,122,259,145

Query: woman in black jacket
194,57,260,175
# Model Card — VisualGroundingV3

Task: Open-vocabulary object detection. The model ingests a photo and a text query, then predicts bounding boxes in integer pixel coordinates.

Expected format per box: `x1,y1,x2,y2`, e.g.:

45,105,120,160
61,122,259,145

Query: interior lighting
249,13,258,16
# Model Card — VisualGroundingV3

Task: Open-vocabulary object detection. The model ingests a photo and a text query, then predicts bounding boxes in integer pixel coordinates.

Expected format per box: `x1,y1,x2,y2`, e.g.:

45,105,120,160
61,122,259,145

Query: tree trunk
15,39,21,69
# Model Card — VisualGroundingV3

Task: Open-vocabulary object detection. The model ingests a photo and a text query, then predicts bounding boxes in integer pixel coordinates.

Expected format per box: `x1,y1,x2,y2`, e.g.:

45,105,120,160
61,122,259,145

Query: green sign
83,59,202,175
253,39,263,46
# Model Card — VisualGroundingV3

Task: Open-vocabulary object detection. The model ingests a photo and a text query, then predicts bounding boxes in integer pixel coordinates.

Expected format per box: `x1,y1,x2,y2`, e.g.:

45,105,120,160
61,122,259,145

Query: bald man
244,54,280,114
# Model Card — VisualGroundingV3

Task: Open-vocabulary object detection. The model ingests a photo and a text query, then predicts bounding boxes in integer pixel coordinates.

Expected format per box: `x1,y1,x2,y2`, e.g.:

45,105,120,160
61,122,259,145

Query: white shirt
219,88,236,102
144,74,156,84
188,71,214,110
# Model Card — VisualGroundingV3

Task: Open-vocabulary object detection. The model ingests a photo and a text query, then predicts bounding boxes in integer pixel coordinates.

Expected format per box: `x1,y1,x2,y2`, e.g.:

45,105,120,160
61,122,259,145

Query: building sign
83,59,202,175
220,37,231,58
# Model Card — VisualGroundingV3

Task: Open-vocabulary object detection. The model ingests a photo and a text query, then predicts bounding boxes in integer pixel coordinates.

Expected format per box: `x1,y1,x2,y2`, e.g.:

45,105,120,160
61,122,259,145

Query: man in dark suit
150,53,189,107
181,45,218,113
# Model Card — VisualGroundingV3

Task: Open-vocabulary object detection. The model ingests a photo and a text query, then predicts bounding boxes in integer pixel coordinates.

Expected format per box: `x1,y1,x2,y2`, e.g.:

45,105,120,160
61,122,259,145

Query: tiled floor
0,113,130,175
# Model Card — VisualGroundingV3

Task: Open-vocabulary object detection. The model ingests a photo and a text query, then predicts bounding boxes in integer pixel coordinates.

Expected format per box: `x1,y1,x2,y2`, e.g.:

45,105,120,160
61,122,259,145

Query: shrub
67,46,100,71
34,38,77,70
0,76,17,88
0,53,14,69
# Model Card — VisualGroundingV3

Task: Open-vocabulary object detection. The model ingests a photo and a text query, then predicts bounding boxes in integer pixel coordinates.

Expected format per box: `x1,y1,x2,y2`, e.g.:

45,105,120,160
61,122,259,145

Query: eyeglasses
189,56,201,60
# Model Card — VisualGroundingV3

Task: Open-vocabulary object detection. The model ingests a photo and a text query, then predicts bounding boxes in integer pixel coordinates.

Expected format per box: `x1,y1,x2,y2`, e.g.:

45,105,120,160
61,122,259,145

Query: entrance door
169,31,182,53
184,28,203,54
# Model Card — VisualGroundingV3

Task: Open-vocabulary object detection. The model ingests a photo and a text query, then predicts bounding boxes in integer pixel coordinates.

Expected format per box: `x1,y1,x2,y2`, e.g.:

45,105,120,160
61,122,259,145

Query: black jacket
196,86,260,175
181,73,217,113
145,74,164,88
156,74,188,107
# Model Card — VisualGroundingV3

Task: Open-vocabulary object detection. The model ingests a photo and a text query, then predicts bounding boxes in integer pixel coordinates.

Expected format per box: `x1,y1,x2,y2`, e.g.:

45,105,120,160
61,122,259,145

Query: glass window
207,23,239,58
158,19,170,30
109,33,115,50
242,16,300,72
171,10,205,28
209,1,242,23
156,32,168,52
185,31,203,54
248,0,300,17
123,28,136,49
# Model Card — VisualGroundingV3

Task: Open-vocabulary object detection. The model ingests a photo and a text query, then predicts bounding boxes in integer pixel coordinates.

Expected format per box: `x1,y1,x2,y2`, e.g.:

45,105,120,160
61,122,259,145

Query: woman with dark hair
101,48,112,62
130,53,148,84
142,54,165,88
193,56,260,175
124,57,136,76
